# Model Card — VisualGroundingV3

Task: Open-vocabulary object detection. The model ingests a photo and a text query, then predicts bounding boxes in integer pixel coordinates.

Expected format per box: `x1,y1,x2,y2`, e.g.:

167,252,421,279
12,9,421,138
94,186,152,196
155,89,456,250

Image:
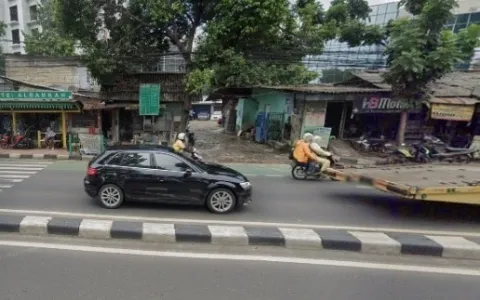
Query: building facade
0,0,41,54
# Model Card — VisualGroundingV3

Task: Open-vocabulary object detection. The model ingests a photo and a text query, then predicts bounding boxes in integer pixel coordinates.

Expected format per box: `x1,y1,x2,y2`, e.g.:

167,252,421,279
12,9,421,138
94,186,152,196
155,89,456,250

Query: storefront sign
0,91,72,100
354,96,420,113
430,104,475,121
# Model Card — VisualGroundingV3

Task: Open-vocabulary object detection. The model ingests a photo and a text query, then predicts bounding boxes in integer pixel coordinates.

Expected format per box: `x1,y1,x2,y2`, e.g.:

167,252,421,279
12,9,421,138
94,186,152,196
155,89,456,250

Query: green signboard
0,91,72,100
139,84,160,116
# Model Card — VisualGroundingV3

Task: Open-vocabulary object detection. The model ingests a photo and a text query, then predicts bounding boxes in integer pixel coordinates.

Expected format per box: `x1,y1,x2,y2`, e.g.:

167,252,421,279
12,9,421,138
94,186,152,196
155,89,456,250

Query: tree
24,0,76,56
380,0,480,145
54,0,171,83
187,0,385,93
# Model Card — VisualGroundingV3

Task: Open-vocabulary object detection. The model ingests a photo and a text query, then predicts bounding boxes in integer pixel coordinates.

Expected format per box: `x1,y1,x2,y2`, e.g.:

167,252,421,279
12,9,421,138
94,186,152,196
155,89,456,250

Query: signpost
139,84,160,116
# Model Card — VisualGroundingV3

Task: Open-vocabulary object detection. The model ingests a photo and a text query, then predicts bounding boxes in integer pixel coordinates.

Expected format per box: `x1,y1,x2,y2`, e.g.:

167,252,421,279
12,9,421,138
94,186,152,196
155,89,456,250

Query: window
386,2,398,13
11,29,20,44
106,152,124,165
384,12,397,23
120,152,151,168
454,23,467,33
154,153,190,172
373,13,386,25
456,13,469,24
376,4,387,15
470,12,480,24
9,6,18,22
446,16,456,25
29,5,38,21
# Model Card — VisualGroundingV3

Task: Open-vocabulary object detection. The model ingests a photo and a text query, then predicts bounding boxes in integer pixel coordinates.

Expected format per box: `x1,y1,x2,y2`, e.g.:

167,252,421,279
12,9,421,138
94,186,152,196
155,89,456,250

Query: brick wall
4,55,95,91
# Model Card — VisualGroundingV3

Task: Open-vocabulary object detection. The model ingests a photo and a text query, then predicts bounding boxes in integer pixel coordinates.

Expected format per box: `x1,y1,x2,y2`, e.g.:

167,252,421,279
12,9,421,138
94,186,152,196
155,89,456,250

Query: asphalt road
1,238,480,300
2,159,480,232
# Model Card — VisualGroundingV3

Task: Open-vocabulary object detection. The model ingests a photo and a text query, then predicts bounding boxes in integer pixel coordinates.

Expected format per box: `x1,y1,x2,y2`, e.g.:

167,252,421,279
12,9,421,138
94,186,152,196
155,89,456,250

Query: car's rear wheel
98,184,124,209
206,188,236,214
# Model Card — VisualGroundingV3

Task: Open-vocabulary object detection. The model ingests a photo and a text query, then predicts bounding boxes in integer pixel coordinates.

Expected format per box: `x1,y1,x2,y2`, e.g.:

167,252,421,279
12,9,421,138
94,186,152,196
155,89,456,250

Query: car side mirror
184,168,193,177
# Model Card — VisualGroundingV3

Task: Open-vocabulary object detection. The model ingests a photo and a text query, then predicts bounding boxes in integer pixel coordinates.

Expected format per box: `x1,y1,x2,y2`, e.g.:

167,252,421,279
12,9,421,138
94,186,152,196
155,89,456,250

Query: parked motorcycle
1,127,34,149
355,135,393,155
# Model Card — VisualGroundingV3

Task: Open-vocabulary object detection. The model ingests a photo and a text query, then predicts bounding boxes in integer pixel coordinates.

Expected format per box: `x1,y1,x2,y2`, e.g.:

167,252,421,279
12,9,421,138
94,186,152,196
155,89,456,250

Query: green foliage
187,0,383,93
54,0,171,81
23,1,76,56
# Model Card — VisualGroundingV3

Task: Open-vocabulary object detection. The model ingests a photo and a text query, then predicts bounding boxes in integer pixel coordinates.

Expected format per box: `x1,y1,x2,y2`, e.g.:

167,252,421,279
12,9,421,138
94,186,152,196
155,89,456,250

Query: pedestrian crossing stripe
0,161,50,192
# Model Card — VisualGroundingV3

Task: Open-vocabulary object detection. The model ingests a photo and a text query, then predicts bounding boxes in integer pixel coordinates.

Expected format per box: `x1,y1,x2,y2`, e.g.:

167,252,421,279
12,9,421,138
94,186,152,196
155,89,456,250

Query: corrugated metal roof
352,71,480,97
258,85,389,94
429,97,479,105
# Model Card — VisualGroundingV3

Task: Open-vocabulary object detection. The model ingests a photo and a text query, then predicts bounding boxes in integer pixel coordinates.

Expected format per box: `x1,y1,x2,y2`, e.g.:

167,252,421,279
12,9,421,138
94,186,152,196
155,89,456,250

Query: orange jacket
293,140,318,163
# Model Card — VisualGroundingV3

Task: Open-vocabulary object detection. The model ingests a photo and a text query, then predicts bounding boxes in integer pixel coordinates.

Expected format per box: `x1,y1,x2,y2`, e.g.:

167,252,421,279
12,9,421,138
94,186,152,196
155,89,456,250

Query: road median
1,214,479,260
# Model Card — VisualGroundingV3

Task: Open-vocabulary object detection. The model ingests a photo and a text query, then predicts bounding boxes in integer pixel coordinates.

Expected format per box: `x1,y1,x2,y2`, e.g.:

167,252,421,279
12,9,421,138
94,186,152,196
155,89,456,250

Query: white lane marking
0,167,43,171
0,184,13,189
0,171,37,174
0,179,23,182
0,163,50,167
0,175,30,178
1,208,479,237
0,240,479,276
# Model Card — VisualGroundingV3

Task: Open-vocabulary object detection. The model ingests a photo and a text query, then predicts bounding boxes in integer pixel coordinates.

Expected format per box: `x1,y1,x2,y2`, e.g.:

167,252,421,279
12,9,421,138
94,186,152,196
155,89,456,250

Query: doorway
324,102,345,138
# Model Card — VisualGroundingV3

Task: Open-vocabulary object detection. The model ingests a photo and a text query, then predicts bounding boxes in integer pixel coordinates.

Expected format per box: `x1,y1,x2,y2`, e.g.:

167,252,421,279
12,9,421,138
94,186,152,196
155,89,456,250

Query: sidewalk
2,213,480,260
0,148,83,160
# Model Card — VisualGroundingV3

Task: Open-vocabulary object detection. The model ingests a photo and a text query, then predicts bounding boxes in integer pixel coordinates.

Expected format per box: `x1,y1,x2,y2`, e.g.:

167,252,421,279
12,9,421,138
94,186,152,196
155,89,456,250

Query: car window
106,152,124,165
154,153,191,172
120,152,151,168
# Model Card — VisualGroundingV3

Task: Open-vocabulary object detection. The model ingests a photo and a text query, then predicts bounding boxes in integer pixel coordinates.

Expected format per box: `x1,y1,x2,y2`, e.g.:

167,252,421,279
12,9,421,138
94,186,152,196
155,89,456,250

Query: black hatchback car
84,146,252,214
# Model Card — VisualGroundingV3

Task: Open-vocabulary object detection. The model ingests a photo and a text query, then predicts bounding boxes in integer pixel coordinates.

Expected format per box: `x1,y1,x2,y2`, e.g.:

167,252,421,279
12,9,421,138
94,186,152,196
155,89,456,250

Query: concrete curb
0,153,94,160
2,214,480,260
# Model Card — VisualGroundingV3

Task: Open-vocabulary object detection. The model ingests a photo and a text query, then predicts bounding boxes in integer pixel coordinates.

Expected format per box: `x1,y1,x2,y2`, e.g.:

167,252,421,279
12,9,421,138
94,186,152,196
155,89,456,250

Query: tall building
312,0,480,83
0,0,41,54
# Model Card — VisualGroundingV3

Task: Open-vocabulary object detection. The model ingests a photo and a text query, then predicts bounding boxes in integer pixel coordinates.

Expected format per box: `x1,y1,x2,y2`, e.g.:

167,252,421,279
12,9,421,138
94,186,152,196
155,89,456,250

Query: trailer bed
325,165,480,205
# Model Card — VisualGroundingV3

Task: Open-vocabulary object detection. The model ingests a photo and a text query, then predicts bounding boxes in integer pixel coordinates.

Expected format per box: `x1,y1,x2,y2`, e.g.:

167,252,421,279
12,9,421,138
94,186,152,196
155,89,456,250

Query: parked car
83,145,252,214
211,111,222,121
197,112,210,120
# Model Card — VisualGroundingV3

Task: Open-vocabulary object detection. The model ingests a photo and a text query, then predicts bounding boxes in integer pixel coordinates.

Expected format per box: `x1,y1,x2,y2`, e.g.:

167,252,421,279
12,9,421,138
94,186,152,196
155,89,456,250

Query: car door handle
157,178,164,182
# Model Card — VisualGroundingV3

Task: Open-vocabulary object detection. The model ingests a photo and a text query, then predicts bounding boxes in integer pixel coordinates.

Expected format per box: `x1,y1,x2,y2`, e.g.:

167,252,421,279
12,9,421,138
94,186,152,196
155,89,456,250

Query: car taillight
87,167,98,176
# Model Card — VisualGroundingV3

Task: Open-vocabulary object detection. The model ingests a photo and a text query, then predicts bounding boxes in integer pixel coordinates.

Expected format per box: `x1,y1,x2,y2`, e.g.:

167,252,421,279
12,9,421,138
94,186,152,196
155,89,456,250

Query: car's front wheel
206,188,237,214
98,184,124,209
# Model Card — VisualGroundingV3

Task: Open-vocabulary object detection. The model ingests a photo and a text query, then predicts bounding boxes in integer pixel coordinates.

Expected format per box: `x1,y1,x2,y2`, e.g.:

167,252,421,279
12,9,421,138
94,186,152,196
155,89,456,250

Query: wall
4,55,97,90
235,98,259,131
252,88,287,116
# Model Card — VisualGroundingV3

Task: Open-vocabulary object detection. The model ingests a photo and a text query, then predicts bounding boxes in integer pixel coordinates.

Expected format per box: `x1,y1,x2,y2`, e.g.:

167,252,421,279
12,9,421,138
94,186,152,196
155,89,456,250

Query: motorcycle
290,155,337,180
186,126,195,147
2,127,34,149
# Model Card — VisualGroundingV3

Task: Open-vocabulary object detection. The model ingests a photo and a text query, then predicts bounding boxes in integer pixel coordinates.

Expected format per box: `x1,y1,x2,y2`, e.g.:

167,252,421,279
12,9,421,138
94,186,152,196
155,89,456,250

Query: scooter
291,155,337,180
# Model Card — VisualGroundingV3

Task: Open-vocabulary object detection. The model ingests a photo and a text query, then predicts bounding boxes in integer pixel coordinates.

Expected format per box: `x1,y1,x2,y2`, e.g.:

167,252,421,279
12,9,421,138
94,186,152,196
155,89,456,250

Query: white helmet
313,135,322,144
303,133,313,143
177,132,186,140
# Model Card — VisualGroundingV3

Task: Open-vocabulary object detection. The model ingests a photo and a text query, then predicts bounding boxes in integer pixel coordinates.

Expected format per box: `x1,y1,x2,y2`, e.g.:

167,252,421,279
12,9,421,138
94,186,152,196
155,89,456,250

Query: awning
0,101,80,111
104,103,139,110
429,97,478,121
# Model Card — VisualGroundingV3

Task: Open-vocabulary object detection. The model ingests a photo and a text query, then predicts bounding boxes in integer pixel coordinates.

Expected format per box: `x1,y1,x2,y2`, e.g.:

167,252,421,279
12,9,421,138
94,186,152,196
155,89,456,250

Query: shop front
427,97,478,147
0,91,81,149
344,95,424,141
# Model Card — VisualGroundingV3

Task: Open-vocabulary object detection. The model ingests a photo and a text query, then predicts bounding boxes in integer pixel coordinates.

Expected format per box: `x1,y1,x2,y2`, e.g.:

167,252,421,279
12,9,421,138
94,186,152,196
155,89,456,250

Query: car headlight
240,181,251,190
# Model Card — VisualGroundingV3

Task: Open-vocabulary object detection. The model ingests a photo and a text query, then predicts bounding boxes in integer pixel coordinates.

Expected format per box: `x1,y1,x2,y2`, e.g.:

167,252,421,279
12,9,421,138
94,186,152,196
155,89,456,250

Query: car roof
105,145,176,153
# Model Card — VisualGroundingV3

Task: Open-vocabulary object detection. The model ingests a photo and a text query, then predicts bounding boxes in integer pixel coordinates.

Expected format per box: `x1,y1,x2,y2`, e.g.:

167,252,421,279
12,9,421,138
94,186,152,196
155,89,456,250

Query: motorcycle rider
172,132,187,153
292,133,322,173
310,135,332,172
